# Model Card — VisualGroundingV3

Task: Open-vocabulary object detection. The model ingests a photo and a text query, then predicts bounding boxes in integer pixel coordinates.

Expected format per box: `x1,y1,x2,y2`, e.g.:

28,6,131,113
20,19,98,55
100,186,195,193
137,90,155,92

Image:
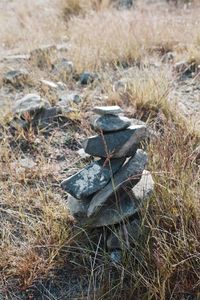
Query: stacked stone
61,106,154,250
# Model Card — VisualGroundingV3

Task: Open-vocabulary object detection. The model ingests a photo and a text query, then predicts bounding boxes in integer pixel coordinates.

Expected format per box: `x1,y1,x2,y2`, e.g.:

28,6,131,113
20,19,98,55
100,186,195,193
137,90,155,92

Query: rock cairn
61,106,154,252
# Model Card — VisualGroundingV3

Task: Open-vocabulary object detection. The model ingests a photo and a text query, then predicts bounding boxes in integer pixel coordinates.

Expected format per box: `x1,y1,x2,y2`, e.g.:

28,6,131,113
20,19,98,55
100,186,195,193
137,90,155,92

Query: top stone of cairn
93,105,123,115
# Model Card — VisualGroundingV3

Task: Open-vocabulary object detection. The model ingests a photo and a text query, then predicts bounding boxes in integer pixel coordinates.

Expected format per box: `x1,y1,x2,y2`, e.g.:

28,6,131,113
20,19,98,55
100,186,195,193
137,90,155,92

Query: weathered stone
53,59,73,80
76,148,90,159
3,69,30,88
107,219,141,250
13,94,50,115
80,72,98,85
10,157,36,175
90,170,154,227
4,54,30,61
173,60,194,76
18,157,36,169
117,0,133,9
161,52,174,64
34,107,62,127
40,79,58,90
82,125,148,158
93,106,123,115
61,158,125,199
92,114,131,132
87,150,148,218
63,170,153,227
58,92,81,106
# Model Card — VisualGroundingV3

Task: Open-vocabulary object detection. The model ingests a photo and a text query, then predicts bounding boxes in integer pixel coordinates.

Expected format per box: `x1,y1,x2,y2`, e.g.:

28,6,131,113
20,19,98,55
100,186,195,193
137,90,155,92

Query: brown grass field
0,0,200,299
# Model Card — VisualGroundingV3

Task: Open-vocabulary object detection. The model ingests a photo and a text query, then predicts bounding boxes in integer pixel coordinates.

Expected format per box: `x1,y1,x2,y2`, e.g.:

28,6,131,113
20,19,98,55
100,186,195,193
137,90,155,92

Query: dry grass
0,132,74,289
0,0,200,299
66,3,200,72
0,0,66,56
62,0,112,21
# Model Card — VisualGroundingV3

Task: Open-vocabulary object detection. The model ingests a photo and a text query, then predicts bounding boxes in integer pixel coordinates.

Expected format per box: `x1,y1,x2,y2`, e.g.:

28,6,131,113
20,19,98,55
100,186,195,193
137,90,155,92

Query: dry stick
99,128,121,212
87,234,102,299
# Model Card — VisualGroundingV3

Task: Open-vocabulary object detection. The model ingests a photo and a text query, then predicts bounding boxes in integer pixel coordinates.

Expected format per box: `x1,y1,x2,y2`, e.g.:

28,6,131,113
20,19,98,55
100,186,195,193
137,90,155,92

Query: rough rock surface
80,72,97,85
13,94,50,115
65,169,153,227
3,69,29,87
58,92,81,105
93,105,123,115
90,169,154,226
87,149,148,218
34,107,62,127
113,0,133,9
82,125,148,158
61,157,125,199
92,114,131,132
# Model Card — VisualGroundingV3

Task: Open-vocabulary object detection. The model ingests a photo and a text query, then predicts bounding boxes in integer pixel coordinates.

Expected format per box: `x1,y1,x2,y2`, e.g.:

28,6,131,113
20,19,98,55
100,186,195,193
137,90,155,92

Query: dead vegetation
0,0,200,299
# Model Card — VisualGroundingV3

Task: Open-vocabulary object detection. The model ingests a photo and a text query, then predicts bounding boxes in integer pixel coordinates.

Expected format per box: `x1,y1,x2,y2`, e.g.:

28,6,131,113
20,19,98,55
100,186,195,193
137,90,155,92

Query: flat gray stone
65,170,154,227
13,94,50,115
76,148,90,159
66,195,89,221
61,158,125,199
80,72,97,85
40,79,58,89
58,92,81,106
87,149,148,218
92,114,131,132
82,125,148,158
117,0,133,9
3,69,29,88
34,107,62,127
90,169,154,227
93,106,123,115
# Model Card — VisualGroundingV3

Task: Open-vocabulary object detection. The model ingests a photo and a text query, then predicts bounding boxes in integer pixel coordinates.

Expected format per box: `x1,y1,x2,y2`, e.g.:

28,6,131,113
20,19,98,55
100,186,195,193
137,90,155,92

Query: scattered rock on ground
58,92,81,105
76,148,91,159
3,69,30,88
116,0,133,9
18,157,36,169
34,107,62,127
80,72,98,85
40,79,58,90
13,94,50,115
173,60,193,76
